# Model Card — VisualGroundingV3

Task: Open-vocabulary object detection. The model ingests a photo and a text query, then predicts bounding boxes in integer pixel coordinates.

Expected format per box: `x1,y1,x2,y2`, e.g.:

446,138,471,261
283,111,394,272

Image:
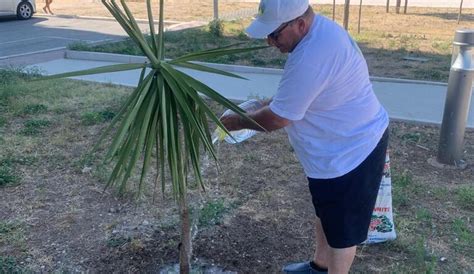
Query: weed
0,221,18,234
414,69,445,81
401,132,422,143
21,104,48,115
0,117,6,127
107,235,130,248
0,221,26,253
67,41,90,51
415,208,432,225
456,185,474,210
410,237,437,272
451,218,474,251
432,40,451,52
0,256,23,273
20,119,51,136
0,161,19,187
81,110,116,126
430,186,449,200
198,199,228,227
393,170,413,188
208,19,224,37
392,170,415,207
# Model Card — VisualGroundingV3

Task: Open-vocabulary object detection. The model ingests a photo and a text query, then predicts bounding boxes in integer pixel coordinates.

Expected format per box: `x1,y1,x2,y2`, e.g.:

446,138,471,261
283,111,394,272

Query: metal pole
343,0,350,30
332,0,336,21
458,0,464,24
357,0,362,34
213,0,219,20
437,29,474,166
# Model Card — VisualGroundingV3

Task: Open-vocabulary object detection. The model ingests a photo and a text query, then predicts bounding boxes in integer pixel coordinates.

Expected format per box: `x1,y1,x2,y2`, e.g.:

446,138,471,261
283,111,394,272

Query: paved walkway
25,51,474,128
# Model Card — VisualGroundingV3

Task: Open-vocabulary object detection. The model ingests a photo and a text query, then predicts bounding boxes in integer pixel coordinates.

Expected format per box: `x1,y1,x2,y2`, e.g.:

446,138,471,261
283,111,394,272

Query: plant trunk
357,0,362,34
386,0,390,13
179,194,192,274
343,0,350,30
396,0,401,14
404,0,408,14
458,0,464,24
332,0,336,20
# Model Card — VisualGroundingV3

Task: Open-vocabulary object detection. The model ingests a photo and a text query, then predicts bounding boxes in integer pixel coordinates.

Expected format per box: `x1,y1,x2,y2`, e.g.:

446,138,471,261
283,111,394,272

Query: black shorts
308,128,389,248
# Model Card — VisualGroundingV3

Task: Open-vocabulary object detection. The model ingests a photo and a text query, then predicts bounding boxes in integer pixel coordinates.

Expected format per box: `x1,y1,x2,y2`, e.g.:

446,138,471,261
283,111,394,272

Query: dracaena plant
38,0,266,272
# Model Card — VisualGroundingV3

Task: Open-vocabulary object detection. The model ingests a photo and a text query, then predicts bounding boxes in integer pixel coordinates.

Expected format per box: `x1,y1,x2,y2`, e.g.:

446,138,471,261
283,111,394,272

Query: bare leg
47,0,53,14
327,246,356,274
313,216,329,269
313,216,357,274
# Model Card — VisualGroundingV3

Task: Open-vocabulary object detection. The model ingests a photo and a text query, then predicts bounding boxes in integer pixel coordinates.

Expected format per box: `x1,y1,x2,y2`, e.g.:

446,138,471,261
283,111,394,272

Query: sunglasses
267,16,302,40
267,21,292,40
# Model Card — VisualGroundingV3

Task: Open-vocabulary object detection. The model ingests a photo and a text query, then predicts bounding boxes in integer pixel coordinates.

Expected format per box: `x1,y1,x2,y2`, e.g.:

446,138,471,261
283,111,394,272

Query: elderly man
220,0,389,273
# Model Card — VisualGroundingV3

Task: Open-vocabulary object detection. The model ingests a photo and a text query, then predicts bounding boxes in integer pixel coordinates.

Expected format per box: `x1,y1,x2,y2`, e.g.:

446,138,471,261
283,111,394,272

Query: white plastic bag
365,151,397,244
213,99,263,144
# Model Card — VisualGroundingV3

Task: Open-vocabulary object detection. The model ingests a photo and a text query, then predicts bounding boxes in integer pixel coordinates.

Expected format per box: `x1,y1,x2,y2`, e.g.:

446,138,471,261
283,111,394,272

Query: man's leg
327,246,356,274
314,216,356,274
313,216,329,269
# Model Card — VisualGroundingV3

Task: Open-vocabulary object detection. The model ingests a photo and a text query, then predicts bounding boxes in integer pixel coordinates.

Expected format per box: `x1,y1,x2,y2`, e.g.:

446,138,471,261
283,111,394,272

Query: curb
35,14,183,24
64,50,450,85
65,50,283,75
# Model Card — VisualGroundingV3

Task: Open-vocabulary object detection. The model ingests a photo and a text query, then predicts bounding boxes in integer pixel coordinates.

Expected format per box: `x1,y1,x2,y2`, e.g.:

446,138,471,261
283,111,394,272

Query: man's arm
220,105,290,132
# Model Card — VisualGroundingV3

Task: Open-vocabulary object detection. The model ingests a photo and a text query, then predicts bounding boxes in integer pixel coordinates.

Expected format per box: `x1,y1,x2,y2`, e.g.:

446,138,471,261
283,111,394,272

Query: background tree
404,0,408,14
386,0,390,13
396,0,401,14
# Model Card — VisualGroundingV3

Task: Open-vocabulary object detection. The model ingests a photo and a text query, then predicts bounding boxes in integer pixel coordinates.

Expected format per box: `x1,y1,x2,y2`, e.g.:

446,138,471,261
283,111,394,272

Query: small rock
142,220,150,226
440,257,447,262
82,166,92,173
109,208,117,213
112,230,119,235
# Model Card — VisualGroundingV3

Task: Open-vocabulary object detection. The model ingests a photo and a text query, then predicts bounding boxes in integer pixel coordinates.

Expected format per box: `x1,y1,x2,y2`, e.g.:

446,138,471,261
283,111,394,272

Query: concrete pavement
23,50,474,129
0,15,206,66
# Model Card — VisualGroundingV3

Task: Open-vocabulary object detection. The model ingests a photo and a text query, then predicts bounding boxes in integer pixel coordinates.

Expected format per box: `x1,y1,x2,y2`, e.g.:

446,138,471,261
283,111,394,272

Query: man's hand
220,113,242,132
220,106,290,133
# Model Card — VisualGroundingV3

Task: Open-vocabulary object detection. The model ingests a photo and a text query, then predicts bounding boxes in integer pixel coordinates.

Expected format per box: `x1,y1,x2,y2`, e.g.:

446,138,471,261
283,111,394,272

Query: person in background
43,0,53,15
220,0,389,273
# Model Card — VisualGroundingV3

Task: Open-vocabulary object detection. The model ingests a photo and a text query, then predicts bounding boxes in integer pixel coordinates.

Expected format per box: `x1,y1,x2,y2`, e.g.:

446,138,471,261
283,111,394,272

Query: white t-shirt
269,14,389,179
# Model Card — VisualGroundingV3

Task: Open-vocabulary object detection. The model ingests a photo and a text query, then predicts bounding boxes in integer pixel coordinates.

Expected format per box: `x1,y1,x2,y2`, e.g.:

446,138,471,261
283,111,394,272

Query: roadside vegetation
70,5,474,82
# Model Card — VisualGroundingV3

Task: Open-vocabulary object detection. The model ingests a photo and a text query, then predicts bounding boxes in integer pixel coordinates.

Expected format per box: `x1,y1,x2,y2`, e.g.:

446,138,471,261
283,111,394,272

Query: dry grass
61,1,474,82
41,0,258,21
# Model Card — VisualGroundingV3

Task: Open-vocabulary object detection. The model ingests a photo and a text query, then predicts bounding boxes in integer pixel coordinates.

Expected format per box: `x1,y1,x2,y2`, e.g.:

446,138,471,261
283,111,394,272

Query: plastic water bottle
212,99,264,144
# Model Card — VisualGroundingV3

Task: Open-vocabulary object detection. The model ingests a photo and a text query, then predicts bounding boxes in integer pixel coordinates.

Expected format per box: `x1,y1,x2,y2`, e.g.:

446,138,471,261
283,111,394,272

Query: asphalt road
0,15,158,60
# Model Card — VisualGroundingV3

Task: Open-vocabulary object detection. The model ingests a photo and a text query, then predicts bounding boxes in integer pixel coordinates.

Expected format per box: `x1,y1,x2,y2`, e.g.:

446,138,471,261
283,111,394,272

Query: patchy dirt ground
0,76,472,273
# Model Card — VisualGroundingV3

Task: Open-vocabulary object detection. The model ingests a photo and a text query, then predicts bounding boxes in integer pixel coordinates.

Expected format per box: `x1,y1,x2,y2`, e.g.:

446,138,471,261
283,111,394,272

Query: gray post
213,0,219,20
437,29,474,166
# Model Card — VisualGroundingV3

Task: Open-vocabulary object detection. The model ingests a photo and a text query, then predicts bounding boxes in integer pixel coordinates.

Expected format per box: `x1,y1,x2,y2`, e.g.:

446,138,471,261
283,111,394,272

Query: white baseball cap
246,0,309,39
